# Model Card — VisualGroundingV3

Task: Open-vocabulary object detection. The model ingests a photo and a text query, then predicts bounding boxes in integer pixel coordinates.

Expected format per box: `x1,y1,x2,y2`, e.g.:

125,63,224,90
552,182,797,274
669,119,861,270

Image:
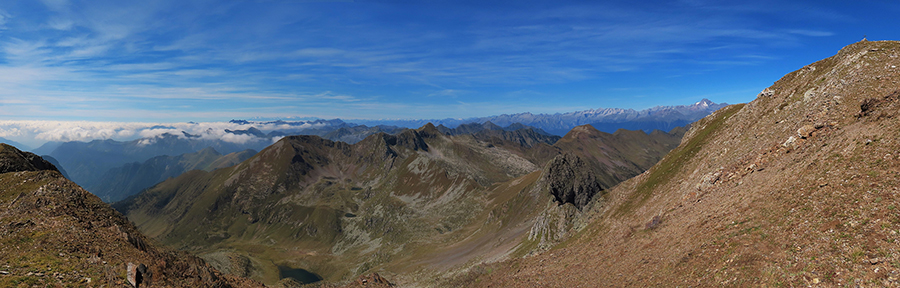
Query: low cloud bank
0,120,331,148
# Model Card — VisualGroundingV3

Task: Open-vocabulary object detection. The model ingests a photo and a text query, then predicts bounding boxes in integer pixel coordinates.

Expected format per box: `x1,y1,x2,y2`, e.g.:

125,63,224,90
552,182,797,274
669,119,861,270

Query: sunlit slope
469,40,900,287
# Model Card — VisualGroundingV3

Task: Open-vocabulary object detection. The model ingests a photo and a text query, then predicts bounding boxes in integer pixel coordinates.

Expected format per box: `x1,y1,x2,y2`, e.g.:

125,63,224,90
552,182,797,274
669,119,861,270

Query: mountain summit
694,98,714,107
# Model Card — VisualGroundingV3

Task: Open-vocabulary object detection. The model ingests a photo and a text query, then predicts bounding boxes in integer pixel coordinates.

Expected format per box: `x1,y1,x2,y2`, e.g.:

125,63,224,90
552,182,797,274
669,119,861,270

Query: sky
0,0,898,146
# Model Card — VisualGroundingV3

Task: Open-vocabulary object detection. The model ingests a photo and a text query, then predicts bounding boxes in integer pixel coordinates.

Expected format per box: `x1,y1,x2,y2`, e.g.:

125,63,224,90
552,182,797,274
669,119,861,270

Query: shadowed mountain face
553,126,685,191
90,147,257,202
320,125,408,144
0,144,261,287
47,134,274,198
42,121,512,197
464,40,900,287
39,155,70,180
437,121,562,148
115,122,685,285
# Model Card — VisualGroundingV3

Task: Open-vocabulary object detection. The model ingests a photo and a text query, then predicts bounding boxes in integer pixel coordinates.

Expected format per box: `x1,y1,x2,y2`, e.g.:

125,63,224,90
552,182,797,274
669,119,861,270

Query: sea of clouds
0,120,326,149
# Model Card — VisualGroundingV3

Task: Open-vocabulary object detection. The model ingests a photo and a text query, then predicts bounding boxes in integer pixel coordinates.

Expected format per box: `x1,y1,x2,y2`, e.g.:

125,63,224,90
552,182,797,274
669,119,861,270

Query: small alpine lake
278,265,323,284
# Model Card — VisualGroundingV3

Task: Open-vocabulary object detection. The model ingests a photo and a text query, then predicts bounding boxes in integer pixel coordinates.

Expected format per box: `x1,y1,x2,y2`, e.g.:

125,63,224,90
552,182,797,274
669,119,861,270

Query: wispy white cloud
786,29,835,37
0,9,11,29
0,1,867,122
426,89,469,98
311,91,361,102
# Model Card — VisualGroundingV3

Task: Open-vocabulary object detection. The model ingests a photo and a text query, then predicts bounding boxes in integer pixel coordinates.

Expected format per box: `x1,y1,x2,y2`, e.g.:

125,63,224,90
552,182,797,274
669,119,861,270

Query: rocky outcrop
391,129,430,152
544,153,603,210
126,262,150,287
355,273,393,287
528,203,580,250
0,143,59,174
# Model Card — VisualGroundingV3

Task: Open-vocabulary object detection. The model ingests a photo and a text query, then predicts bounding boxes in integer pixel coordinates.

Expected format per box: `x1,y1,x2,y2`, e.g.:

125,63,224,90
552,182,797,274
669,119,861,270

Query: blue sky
0,0,897,122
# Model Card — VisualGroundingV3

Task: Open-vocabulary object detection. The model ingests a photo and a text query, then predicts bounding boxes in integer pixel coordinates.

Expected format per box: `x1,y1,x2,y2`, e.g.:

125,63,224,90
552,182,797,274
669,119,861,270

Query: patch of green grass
850,250,866,262
616,104,746,215
739,226,761,236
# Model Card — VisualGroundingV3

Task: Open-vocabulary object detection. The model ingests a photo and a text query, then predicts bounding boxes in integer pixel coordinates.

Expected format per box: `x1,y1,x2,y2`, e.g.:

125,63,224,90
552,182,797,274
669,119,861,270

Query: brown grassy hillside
465,40,900,287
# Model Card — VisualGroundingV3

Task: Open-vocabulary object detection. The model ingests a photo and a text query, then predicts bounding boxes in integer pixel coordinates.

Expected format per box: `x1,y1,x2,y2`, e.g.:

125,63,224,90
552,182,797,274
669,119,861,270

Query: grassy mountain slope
465,40,900,287
0,144,261,287
116,122,683,286
554,125,684,192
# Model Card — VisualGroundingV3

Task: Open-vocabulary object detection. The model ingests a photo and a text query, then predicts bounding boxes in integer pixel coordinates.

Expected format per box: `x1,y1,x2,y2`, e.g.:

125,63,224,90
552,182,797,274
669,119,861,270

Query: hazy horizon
0,97,722,148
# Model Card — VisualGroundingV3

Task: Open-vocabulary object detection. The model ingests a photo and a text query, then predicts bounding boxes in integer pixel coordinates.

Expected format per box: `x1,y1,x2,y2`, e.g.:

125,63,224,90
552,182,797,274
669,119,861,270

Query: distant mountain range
37,120,398,201
25,100,725,206
41,120,558,203
0,137,30,151
349,99,727,135
114,123,684,285
91,147,257,202
45,133,275,197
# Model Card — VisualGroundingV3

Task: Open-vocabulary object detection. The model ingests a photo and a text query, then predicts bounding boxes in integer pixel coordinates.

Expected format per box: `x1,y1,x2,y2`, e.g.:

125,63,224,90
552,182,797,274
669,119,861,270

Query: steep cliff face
0,144,261,287
467,40,900,287
544,153,602,210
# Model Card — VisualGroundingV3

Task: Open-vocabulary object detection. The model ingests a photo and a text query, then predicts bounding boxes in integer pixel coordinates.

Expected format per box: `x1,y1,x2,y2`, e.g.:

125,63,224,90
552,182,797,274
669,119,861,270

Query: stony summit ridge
0,144,262,287
462,40,900,287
